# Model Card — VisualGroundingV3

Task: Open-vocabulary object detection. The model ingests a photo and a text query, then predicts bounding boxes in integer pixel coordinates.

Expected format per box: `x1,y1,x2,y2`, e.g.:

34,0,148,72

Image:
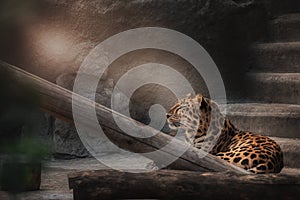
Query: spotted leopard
166,94,284,174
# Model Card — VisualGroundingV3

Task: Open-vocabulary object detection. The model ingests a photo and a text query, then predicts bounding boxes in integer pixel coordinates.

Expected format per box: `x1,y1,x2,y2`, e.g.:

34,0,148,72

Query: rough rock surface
49,0,266,157
53,73,120,157
0,0,269,157
1,0,266,98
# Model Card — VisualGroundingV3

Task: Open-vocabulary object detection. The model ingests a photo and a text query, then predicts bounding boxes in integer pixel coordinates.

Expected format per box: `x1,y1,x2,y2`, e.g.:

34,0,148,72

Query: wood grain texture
68,169,300,200
0,60,248,174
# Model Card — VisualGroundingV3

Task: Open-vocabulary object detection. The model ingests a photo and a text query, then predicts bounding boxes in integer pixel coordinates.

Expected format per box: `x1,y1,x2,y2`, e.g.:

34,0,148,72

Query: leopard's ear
195,94,203,104
177,97,183,103
195,93,203,98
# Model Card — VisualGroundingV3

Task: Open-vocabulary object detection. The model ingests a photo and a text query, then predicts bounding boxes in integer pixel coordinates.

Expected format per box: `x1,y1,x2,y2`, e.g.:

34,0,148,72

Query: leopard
166,94,284,174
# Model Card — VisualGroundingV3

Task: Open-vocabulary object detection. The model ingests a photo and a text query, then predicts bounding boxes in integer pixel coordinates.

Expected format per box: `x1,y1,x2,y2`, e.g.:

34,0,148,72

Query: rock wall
0,0,269,157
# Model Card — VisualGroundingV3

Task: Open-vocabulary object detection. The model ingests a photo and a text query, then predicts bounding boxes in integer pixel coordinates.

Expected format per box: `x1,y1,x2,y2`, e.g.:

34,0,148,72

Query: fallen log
0,60,248,174
68,169,300,200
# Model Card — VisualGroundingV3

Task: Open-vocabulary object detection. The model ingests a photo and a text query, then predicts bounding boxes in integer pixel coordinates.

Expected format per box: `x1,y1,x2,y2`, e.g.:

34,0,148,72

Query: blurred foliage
0,66,51,192
0,1,49,192
0,0,49,153
1,137,50,162
0,68,41,140
1,161,41,193
0,67,49,191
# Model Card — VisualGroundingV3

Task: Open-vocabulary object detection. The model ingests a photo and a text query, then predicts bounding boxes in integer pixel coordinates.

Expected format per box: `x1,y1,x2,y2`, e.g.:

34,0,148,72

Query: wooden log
0,60,248,174
68,169,300,200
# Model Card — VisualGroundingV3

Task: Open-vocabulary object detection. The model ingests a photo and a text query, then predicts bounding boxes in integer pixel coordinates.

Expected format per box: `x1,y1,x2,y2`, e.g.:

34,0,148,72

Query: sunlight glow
37,29,73,58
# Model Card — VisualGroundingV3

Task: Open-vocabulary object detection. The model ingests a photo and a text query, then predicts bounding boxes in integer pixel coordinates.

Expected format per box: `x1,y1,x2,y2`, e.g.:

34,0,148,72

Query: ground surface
0,157,299,200
0,157,151,200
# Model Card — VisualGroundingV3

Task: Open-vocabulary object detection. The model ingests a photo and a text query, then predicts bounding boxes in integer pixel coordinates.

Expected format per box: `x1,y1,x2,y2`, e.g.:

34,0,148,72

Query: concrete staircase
227,12,300,170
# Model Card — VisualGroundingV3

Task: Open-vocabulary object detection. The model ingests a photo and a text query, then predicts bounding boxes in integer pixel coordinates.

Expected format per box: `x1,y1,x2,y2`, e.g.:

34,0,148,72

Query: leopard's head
166,94,203,132
166,94,225,144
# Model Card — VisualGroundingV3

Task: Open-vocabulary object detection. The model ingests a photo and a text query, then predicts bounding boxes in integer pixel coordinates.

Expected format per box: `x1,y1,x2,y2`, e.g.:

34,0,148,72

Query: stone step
268,13,300,42
249,42,300,73
225,103,300,138
262,0,300,15
281,167,300,175
271,137,300,168
246,73,300,104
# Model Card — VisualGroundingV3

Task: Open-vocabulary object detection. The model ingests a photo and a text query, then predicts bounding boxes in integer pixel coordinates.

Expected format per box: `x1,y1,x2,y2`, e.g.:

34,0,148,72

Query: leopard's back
215,131,284,173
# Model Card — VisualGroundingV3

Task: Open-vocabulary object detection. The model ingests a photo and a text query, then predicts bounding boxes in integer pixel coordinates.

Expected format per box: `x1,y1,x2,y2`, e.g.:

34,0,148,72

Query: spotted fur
166,94,284,174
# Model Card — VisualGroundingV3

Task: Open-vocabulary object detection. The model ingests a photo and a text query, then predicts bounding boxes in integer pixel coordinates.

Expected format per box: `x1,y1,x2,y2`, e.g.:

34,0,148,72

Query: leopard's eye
179,105,188,112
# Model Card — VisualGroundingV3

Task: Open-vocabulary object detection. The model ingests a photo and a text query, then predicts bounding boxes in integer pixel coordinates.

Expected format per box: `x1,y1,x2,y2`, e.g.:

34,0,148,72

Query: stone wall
0,0,269,157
